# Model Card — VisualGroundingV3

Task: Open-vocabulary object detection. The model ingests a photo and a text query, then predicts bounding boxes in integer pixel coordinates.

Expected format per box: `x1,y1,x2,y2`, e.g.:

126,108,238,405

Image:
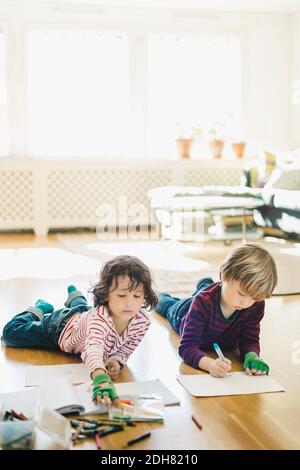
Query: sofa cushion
267,166,300,190
262,188,300,211
148,185,262,202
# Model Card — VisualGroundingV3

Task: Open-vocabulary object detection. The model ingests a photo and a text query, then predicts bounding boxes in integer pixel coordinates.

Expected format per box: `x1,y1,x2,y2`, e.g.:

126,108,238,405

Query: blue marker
213,343,225,362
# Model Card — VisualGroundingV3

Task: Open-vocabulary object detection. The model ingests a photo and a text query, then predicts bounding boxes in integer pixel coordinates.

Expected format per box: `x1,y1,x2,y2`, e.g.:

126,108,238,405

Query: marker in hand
213,343,226,361
213,343,231,376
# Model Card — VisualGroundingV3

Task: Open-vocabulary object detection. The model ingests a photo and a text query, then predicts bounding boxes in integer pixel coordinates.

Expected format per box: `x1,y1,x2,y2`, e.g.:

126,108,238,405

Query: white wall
242,14,292,154
0,3,294,157
291,11,300,148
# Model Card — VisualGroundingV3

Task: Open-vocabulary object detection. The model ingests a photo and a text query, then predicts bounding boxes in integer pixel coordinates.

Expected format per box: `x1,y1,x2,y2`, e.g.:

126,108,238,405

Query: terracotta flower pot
176,138,192,159
232,142,246,159
209,139,224,159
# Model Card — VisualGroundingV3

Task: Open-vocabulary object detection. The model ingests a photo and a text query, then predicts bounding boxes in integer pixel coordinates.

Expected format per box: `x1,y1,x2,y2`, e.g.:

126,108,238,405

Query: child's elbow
178,344,186,361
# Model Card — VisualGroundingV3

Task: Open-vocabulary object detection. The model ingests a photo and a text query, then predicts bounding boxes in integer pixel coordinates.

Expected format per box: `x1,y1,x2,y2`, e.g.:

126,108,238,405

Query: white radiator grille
0,159,243,235
47,169,103,222
0,169,35,227
184,168,242,186
47,168,172,225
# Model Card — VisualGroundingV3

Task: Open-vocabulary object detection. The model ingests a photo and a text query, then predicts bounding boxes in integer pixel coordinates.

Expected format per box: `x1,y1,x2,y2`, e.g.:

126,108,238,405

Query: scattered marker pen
191,414,203,430
126,431,151,447
95,431,102,450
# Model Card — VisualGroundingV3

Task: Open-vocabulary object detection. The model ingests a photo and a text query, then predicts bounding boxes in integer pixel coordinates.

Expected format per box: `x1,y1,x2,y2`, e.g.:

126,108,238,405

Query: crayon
95,431,102,450
126,431,151,447
191,413,203,430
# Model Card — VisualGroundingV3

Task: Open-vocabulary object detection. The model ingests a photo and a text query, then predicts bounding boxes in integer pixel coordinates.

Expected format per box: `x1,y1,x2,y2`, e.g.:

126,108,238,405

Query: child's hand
105,358,121,380
92,373,119,406
243,352,269,375
209,358,232,378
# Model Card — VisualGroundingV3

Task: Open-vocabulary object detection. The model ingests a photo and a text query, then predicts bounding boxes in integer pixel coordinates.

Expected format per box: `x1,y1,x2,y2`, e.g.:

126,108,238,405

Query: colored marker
213,343,225,361
95,431,102,450
72,422,84,445
119,399,134,405
191,413,203,430
213,342,231,376
126,431,151,447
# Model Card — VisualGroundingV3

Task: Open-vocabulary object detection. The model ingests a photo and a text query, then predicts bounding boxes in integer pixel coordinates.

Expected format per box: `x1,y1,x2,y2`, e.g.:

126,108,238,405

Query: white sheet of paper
37,377,106,415
75,378,180,407
177,372,285,397
116,379,180,406
25,363,90,386
28,376,180,415
38,377,81,411
72,381,105,414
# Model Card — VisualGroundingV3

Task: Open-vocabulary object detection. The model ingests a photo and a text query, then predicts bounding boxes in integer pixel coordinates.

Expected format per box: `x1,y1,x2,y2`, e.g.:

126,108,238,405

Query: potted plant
232,141,246,159
208,121,225,159
229,126,246,159
175,123,202,159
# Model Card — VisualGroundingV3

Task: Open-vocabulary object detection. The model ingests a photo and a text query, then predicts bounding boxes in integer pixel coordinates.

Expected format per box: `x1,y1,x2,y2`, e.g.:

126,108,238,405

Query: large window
26,31,241,160
0,31,9,157
27,31,130,158
147,35,241,158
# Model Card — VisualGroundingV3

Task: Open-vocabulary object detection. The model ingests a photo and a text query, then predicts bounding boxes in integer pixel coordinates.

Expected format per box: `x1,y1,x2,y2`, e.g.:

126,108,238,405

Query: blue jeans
156,277,214,334
2,291,91,349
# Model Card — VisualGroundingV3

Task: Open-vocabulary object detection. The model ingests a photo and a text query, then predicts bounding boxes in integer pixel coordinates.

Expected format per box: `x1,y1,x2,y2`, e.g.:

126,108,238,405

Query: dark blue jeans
2,292,91,349
156,277,214,334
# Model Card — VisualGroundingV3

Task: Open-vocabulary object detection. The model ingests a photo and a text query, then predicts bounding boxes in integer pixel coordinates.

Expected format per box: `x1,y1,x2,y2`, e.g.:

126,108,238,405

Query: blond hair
220,243,277,301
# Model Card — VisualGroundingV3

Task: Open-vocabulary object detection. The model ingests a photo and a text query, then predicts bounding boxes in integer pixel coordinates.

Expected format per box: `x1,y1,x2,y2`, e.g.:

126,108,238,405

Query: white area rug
0,247,99,280
57,235,300,296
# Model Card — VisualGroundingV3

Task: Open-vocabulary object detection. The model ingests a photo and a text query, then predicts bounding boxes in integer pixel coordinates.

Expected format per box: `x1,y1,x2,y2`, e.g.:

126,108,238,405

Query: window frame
0,20,12,157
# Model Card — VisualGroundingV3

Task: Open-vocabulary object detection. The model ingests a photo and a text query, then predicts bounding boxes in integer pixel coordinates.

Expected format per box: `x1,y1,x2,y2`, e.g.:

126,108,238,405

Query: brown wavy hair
90,255,158,310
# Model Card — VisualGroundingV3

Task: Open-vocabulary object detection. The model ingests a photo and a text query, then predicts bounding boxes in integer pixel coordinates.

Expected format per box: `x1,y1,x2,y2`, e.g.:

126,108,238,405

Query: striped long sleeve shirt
58,305,151,375
179,282,265,369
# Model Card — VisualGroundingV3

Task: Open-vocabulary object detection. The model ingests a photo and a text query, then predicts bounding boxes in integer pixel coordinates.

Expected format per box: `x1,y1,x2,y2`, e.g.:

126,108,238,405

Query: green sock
67,285,78,295
35,299,54,314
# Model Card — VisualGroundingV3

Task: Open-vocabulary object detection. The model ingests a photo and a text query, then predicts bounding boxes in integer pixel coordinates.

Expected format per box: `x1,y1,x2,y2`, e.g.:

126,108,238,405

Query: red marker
119,399,134,405
95,431,102,450
191,413,203,430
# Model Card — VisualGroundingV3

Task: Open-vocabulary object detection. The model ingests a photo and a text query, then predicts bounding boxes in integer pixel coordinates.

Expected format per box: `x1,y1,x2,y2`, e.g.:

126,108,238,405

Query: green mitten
243,352,269,374
92,373,118,402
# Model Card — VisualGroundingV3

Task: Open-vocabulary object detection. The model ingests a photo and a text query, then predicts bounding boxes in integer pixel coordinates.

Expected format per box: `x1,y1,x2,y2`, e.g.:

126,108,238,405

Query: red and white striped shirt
58,305,151,375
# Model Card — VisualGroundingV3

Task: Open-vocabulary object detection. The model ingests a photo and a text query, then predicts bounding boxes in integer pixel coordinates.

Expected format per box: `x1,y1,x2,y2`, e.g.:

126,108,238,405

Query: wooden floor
0,233,300,450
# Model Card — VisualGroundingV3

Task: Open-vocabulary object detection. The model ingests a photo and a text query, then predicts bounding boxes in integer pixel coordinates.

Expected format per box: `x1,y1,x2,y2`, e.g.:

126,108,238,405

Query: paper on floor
75,378,180,408
177,372,285,397
36,377,179,415
115,379,180,406
25,363,90,386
